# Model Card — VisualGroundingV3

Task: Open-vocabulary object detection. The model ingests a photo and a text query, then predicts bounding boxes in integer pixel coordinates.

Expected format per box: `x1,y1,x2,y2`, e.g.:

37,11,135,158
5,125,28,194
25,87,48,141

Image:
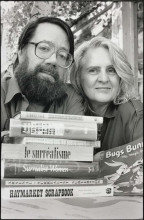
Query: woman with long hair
70,37,143,153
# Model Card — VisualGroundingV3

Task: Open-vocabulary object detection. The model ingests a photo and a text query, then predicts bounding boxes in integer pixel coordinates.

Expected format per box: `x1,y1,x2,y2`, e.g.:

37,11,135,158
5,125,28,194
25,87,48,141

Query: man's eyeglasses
28,41,73,68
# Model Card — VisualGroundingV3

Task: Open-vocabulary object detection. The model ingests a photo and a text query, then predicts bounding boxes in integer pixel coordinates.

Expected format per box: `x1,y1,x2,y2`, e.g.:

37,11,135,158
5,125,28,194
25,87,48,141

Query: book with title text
98,137,143,195
9,118,99,140
9,111,103,141
19,111,103,124
1,112,113,199
1,177,113,199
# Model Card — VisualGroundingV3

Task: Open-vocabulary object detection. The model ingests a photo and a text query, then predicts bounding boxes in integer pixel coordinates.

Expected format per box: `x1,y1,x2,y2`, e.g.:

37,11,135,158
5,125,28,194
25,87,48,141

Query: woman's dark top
85,99,143,152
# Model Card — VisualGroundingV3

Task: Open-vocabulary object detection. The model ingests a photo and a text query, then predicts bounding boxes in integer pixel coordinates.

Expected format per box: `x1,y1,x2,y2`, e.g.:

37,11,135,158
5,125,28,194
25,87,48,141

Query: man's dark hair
18,16,74,56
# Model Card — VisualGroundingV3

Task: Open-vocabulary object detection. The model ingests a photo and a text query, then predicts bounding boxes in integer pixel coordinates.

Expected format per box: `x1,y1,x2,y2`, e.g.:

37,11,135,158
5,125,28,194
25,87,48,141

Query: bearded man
1,17,84,131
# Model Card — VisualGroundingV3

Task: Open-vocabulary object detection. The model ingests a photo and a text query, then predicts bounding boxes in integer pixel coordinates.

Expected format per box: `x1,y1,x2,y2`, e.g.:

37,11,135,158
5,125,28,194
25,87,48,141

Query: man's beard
15,59,67,106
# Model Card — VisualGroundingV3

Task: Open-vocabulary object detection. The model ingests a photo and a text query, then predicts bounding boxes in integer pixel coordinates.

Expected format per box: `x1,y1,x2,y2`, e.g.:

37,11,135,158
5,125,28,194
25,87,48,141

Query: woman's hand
93,151,105,162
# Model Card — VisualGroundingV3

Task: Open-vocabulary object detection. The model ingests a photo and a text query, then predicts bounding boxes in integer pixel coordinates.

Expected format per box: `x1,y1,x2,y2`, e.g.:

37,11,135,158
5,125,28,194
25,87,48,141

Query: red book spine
2,159,99,179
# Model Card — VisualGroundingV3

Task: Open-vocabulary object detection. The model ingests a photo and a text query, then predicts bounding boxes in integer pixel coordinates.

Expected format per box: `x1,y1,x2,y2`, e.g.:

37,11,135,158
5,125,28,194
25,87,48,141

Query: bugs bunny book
98,137,143,195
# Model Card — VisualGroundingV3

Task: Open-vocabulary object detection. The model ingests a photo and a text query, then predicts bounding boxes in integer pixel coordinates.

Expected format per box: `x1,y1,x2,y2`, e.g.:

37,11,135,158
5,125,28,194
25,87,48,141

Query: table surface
1,195,143,219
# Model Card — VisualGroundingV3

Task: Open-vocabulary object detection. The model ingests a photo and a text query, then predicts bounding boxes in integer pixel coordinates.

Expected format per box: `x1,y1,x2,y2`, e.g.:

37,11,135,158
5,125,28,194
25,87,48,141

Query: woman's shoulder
117,99,143,118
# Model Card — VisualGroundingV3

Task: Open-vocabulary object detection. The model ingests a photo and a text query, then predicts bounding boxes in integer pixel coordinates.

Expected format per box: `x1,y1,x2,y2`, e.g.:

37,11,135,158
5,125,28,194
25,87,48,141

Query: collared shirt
85,100,143,152
1,75,84,131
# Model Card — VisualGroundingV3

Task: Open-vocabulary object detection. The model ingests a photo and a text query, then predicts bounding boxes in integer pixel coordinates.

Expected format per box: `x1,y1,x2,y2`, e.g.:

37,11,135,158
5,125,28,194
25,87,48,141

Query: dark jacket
85,100,143,151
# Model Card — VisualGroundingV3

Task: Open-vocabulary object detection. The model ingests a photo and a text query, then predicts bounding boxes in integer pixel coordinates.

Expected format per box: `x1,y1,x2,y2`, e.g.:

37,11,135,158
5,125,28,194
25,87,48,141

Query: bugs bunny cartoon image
129,158,143,193
104,159,143,193
103,160,130,185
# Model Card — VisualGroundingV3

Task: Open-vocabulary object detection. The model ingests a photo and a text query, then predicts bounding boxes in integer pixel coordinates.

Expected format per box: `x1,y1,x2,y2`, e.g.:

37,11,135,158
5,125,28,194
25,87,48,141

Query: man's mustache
35,65,57,75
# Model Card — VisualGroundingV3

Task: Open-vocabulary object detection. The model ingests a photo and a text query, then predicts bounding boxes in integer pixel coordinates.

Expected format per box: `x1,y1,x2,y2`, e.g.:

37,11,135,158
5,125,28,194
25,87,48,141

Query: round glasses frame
28,41,73,69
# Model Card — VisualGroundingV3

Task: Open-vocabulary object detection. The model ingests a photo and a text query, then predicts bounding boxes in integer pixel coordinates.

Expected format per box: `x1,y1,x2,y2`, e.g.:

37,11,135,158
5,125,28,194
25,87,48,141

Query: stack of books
1,111,113,199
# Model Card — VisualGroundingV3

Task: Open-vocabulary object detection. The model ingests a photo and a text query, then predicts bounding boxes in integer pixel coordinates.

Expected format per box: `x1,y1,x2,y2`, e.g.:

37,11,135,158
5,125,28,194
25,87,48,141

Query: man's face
15,23,71,105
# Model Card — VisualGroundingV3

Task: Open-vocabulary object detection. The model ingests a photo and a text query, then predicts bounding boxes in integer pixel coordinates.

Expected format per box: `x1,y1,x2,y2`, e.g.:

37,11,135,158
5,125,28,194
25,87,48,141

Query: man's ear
17,49,25,64
17,49,22,61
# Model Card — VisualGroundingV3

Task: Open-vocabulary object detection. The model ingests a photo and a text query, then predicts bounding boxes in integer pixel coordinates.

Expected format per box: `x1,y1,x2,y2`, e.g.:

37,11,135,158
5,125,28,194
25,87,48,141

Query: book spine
2,143,93,161
9,119,97,141
2,185,113,199
2,159,99,179
23,137,101,148
2,178,107,187
20,111,103,124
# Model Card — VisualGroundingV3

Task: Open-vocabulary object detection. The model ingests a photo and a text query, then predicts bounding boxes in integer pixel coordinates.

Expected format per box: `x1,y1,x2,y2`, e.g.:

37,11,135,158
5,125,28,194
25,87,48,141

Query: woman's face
80,47,120,105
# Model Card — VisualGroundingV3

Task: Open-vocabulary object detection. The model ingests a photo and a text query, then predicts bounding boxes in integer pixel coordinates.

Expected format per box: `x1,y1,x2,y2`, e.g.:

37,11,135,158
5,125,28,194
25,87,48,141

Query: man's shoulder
1,74,12,92
117,99,143,117
2,63,14,78
66,83,76,92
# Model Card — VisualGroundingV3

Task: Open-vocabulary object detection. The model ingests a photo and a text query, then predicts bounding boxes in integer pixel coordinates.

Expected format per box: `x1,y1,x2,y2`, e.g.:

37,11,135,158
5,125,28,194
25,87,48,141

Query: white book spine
2,143,93,161
2,178,107,186
20,111,103,124
9,119,98,141
23,137,100,148
2,185,113,199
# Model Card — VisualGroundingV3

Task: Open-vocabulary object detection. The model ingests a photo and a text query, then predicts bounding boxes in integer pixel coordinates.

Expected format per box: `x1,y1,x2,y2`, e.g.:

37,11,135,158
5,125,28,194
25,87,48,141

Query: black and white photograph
1,1,143,219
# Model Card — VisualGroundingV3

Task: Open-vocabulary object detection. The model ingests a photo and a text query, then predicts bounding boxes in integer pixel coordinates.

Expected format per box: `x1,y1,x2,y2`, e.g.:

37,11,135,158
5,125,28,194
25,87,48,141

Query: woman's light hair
70,36,138,105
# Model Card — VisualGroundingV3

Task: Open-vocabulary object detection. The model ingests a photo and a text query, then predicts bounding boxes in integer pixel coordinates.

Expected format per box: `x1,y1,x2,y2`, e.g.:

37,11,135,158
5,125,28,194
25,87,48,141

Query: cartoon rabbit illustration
104,159,143,193
129,158,143,193
104,160,130,185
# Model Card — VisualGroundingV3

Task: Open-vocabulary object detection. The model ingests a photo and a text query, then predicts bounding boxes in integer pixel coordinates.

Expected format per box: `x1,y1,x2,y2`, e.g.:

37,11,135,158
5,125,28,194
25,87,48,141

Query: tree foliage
2,1,112,57
2,1,33,61
2,1,131,64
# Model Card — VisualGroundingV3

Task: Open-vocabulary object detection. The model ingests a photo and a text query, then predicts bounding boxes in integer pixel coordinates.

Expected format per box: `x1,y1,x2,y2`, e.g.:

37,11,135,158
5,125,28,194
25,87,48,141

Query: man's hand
1,130,10,143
